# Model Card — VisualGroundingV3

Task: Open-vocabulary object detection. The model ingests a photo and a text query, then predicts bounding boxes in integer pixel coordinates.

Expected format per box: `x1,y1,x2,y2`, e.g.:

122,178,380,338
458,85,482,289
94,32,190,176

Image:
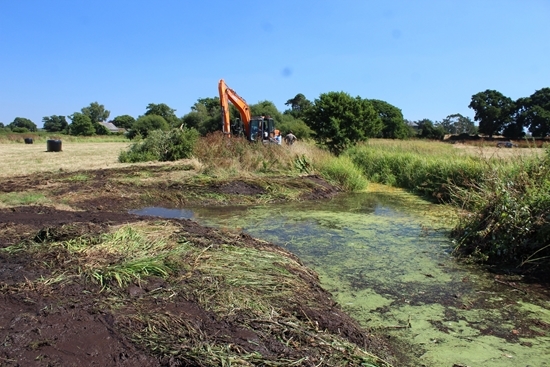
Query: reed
347,140,487,200
450,148,550,270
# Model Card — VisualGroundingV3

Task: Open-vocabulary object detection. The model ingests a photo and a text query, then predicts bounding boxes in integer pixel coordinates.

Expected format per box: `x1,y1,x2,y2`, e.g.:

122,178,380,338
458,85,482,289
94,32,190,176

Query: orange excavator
218,79,275,142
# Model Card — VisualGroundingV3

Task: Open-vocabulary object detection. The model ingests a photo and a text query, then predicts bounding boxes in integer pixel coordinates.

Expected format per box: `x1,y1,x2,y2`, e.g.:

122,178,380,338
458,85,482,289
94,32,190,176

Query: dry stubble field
0,142,133,178
452,143,545,159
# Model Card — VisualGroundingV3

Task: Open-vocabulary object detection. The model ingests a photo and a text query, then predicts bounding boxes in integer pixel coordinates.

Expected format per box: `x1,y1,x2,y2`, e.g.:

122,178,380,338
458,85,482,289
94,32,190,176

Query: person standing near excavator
284,131,297,145
275,130,282,145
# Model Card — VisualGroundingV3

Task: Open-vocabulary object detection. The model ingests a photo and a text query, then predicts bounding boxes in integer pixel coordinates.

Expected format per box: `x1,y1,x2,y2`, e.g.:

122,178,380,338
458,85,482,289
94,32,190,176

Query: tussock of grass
314,153,368,191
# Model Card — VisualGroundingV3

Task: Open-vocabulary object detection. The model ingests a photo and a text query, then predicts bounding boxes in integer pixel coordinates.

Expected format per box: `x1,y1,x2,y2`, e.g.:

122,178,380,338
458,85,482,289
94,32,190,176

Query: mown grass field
0,142,133,177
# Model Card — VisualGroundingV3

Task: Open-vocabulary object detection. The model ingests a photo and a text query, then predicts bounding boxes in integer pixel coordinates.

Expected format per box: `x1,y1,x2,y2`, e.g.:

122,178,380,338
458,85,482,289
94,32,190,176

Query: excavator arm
218,79,251,137
218,79,275,141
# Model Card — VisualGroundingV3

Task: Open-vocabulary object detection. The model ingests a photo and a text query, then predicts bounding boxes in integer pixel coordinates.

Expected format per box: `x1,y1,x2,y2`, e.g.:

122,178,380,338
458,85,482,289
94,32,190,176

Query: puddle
131,190,550,367
129,207,194,220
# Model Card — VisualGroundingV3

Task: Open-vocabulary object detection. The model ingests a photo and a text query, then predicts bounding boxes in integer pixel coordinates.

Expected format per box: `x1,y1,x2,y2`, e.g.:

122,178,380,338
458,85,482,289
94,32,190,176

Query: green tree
81,102,110,124
69,113,95,136
94,123,111,135
112,115,136,130
469,90,515,137
42,115,69,132
250,100,283,121
129,115,169,139
8,117,37,132
417,119,445,139
145,103,179,127
304,92,383,155
501,120,525,139
284,93,312,119
181,97,222,135
194,97,220,114
276,114,313,140
369,99,409,139
438,113,477,135
517,88,550,138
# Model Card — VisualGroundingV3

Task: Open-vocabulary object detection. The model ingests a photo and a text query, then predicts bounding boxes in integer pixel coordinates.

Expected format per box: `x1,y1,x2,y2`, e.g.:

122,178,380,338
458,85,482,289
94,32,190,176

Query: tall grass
193,133,369,191
450,149,550,270
308,149,368,191
347,140,487,200
192,132,295,176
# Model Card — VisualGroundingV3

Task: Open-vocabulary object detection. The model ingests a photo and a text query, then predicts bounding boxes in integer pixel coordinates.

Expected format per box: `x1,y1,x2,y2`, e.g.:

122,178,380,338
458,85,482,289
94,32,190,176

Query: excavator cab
248,117,275,142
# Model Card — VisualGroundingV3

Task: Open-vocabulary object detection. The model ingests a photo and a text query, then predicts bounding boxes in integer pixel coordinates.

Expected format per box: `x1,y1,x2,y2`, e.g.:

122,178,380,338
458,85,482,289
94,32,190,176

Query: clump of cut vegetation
1,220,394,366
119,128,199,163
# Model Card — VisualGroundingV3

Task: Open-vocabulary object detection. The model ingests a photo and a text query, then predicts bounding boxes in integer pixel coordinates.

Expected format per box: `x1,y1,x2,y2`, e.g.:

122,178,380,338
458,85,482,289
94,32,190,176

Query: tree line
2,87,548,153
469,88,550,138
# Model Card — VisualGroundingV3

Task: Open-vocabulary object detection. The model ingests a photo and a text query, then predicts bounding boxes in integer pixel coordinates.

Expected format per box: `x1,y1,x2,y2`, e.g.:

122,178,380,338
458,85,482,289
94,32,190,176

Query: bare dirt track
0,166,396,367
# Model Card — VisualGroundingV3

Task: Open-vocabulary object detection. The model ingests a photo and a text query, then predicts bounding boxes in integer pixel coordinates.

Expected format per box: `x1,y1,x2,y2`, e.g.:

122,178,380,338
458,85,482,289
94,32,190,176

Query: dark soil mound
0,205,396,366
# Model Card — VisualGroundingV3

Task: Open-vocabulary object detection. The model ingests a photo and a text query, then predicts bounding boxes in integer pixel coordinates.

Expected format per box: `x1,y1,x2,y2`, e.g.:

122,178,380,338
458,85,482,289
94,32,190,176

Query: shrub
276,116,313,140
119,128,199,163
10,127,30,133
94,123,111,135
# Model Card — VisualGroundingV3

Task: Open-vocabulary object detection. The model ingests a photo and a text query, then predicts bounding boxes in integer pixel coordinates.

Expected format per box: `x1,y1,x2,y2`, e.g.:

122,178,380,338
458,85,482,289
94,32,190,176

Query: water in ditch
131,185,550,367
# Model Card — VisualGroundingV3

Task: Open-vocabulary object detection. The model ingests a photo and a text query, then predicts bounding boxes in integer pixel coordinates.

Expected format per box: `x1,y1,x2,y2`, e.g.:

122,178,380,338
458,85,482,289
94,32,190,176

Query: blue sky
1,0,549,128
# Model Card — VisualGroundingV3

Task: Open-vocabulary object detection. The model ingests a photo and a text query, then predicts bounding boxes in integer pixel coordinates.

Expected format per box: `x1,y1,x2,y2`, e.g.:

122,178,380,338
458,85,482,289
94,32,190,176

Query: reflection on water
129,207,194,220
132,190,550,367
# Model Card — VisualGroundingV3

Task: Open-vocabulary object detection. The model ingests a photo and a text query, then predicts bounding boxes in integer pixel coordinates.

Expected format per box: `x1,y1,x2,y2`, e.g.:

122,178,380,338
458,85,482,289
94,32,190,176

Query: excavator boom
218,79,251,136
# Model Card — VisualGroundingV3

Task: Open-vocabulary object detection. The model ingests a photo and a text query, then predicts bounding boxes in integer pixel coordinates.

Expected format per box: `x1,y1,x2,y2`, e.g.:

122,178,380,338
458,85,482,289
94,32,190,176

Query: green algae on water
189,188,550,367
